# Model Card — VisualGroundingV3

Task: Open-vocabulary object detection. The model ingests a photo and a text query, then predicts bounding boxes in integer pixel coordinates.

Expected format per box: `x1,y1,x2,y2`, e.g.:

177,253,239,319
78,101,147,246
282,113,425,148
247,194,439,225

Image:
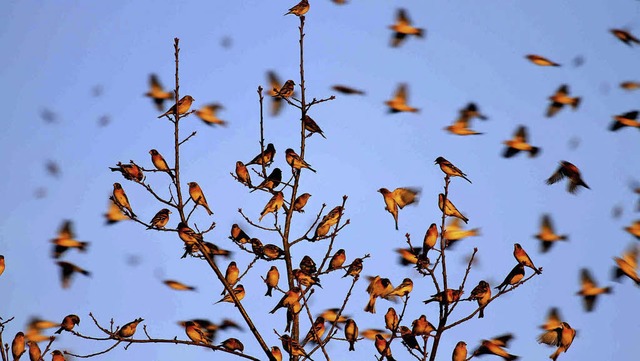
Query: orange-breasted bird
51,350,65,361
27,341,41,361
435,157,471,183
284,0,309,16
185,321,209,345
577,268,612,312
412,315,435,336
423,289,463,305
620,81,640,91
514,243,541,274
332,85,365,95
145,74,174,111
300,255,317,275
399,326,420,351
343,258,363,278
230,224,250,244
495,264,525,292
55,314,80,334
188,182,213,216
177,222,203,247
452,341,468,361
378,187,420,230
251,167,282,193
423,223,438,251
110,162,144,183
195,103,227,127
12,332,25,361
215,284,245,304
246,143,276,167
158,95,194,118
235,161,252,187
273,80,295,98
345,319,358,351
610,110,640,131
259,191,284,222
526,54,561,67
112,183,136,218
469,280,491,318
613,245,640,285
220,338,244,352
0,255,4,277
265,266,279,296
104,199,129,225
546,85,580,118
375,334,396,361
280,334,308,358
538,322,576,361
384,307,398,331
118,318,144,338
387,278,413,298
546,161,590,194
610,28,640,46
303,115,326,139
385,83,419,113
328,249,346,271
474,334,518,360
365,276,394,313
148,208,171,229
540,308,563,331
163,280,196,291
293,193,311,212
444,218,480,248
302,317,326,345
270,287,301,314
535,214,568,253
149,149,175,181
503,125,540,158
439,193,469,224
389,8,424,47
57,261,91,288
263,244,285,261
286,148,316,173
50,220,89,259
221,261,239,295
271,346,283,361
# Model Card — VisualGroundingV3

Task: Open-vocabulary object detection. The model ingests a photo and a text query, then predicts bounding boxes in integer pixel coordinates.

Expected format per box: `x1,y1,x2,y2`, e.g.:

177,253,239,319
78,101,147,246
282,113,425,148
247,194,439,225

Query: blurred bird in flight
577,268,611,312
378,187,420,230
610,28,640,46
195,103,227,126
535,214,568,253
538,322,576,361
546,161,590,194
385,83,419,113
502,125,540,158
613,244,640,285
163,279,196,291
331,84,365,95
526,54,561,67
57,261,91,288
609,110,640,131
145,74,173,111
389,8,424,47
473,334,519,360
50,220,89,259
546,85,581,118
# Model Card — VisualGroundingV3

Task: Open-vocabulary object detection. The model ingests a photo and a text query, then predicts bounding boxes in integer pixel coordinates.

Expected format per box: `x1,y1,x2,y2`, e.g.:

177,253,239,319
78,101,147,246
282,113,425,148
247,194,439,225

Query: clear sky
1,0,640,360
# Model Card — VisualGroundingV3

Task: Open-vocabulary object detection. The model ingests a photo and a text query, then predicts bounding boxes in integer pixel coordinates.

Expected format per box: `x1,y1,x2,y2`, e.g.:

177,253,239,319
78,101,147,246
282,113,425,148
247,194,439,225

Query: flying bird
625,220,640,239
378,187,420,230
538,322,576,361
546,161,590,194
385,83,419,113
540,307,564,331
195,103,227,126
104,199,129,225
157,95,195,118
613,245,640,285
57,261,91,288
546,85,581,118
502,125,540,158
50,220,89,259
331,85,365,95
535,214,568,253
473,334,519,360
577,268,612,312
526,54,561,67
459,102,488,121
284,0,309,16
163,280,196,291
266,71,286,116
0,255,4,277
610,110,640,131
438,193,469,224
444,218,480,248
620,81,640,91
434,157,472,183
389,8,424,47
610,28,640,46
145,74,173,111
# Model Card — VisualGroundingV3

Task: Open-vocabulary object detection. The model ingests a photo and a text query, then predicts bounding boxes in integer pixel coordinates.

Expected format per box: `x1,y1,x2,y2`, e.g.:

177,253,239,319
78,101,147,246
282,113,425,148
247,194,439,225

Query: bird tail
349,342,355,351
479,307,484,318
80,269,91,277
365,298,376,313
461,215,469,224
571,97,581,109
416,28,425,38
265,287,273,297
79,242,89,252
55,327,64,334
462,175,473,184
529,147,541,157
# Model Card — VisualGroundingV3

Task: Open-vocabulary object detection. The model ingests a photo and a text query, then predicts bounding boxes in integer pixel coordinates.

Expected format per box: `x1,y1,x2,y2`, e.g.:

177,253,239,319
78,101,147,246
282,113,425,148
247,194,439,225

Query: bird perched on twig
434,157,471,183
273,80,295,98
284,0,309,16
158,95,194,118
438,193,469,224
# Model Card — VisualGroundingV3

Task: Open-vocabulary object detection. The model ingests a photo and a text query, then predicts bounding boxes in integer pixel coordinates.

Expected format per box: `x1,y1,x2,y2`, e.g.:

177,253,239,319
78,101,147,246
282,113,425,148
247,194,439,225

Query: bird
412,315,435,336
396,247,420,266
285,148,316,173
280,334,309,358
259,191,284,222
118,318,144,338
387,278,413,298
299,255,317,275
250,238,264,258
344,319,359,351
50,220,89,259
535,214,568,253
613,245,640,285
271,346,283,361
540,308,564,331
221,261,239,295
246,143,276,167
375,334,396,361
251,168,282,193
265,266,279,296
384,307,398,331
610,110,640,131
469,280,491,318
610,28,640,46
577,268,612,311
45,160,61,178
293,193,311,212
51,350,65,361
502,125,540,158
343,258,363,278
266,71,286,116
526,54,561,67
495,264,525,292
312,206,344,240
110,162,144,183
235,161,252,187
538,322,576,361
453,341,468,361
303,115,326,139
459,102,488,121
263,244,285,260
57,261,91,288
513,243,542,274
365,276,394,313
434,157,471,183
188,182,213,216
385,83,419,113
438,193,469,224
620,81,640,91
399,326,420,351
423,222,438,251
546,85,580,118
0,255,4,277
112,183,136,218
474,334,519,360
331,85,365,95
149,149,175,181
546,161,590,194
27,341,41,361
220,338,244,352
273,80,295,98
163,280,196,291
270,287,301,314
423,289,463,304
145,74,174,111
104,199,129,225
157,95,194,118
184,321,210,345
12,332,25,361
443,218,480,248
147,208,171,229
55,314,80,334
302,317,326,345
378,187,420,230
195,103,227,126
177,222,203,250
215,284,245,304
229,224,250,244
328,249,346,271
389,8,424,47
444,115,484,136
284,0,309,16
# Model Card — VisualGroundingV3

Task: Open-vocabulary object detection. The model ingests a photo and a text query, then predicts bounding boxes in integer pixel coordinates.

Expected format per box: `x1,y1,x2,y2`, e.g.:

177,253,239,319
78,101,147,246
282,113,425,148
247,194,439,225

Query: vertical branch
257,86,267,178
172,38,186,223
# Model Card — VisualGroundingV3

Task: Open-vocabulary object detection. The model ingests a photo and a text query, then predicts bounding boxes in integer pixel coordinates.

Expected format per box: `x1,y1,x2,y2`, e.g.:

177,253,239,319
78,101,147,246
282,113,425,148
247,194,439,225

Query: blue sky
1,0,640,360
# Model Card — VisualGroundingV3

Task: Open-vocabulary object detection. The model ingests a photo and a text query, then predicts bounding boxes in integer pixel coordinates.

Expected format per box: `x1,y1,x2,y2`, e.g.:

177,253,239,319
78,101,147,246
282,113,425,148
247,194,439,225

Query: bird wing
541,214,555,233
556,84,569,96
581,268,597,289
59,220,75,239
502,146,519,158
392,188,419,208
394,84,408,102
538,327,562,346
150,74,163,93
397,8,411,26
514,126,527,142
546,167,566,185
546,102,563,117
491,334,514,347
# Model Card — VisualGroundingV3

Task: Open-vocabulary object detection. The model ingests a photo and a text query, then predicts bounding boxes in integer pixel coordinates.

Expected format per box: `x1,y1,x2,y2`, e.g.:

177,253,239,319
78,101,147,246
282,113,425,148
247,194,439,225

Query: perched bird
546,85,581,118
271,346,283,361
185,321,209,345
252,168,282,193
50,220,89,259
331,85,365,95
312,206,344,240
259,191,284,222
535,214,568,253
375,334,396,361
513,243,541,274
613,245,640,285
423,289,463,304
303,115,326,139
577,268,612,311
149,149,175,181
610,28,640,46
110,162,144,183
104,199,129,225
384,307,398,331
188,182,213,216
538,322,576,361
112,183,136,218
55,314,80,334
503,126,540,158
526,54,561,67
469,280,491,318
302,317,326,345
610,110,640,131
222,261,239,295
328,249,346,271
250,238,264,258
246,143,277,167
299,255,317,275
439,193,469,224
265,266,280,296
444,218,480,248
215,284,245,304
344,319,359,351
229,224,250,244
235,161,252,187
263,244,285,260
452,341,468,361
280,334,308,358
495,264,525,292
273,80,295,99
57,261,91,288
270,287,301,314
293,193,311,212
285,302,302,333
412,315,435,336
266,71,286,116
423,223,438,251
0,255,4,277
546,161,590,194
163,280,196,291
387,278,413,298
220,338,244,352
365,276,394,313
12,332,26,361
399,326,420,351
284,0,309,16
118,318,144,338
51,350,65,361
385,83,419,113
343,258,363,278
389,8,424,47
27,341,41,361
434,157,471,183
147,208,171,229
177,222,203,250
620,81,640,91
378,187,420,230
286,148,316,173
474,334,519,360
157,95,194,118
540,308,564,331
145,74,173,111
195,103,227,126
